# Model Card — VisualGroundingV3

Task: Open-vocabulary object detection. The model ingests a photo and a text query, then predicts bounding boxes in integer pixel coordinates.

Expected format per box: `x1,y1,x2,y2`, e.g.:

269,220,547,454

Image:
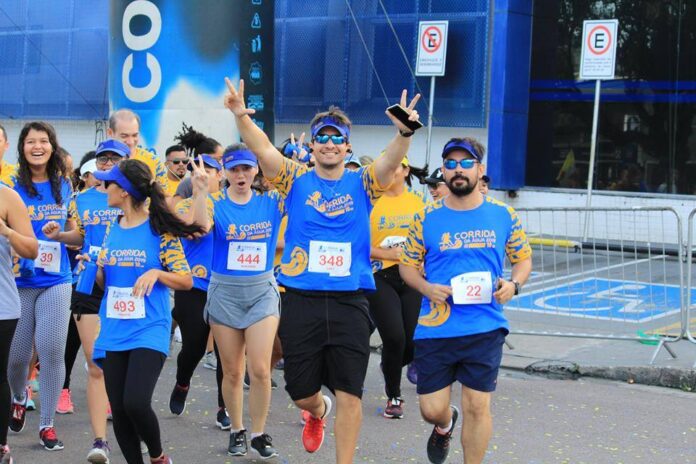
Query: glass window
527,1,695,194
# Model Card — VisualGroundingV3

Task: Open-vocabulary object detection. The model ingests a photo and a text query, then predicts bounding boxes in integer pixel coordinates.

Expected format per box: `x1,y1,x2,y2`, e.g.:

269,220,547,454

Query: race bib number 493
106,287,146,319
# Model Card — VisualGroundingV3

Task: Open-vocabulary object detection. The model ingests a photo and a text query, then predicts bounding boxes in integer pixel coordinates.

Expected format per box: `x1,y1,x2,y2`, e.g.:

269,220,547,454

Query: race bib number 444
35,240,61,274
309,241,351,277
227,242,267,272
451,271,493,305
106,287,145,319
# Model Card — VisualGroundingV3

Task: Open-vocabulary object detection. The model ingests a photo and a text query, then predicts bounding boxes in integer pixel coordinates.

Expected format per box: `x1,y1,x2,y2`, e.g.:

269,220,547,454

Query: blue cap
96,139,130,158
344,155,362,167
93,164,146,201
223,149,257,169
187,154,222,172
310,116,350,140
441,140,482,161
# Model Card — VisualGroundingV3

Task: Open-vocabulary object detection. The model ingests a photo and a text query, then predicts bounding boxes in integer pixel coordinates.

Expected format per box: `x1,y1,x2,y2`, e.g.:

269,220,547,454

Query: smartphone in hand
387,104,424,132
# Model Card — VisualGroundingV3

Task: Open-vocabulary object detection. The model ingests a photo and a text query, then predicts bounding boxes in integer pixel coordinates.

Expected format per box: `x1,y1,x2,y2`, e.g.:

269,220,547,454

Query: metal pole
583,79,601,241
425,76,436,168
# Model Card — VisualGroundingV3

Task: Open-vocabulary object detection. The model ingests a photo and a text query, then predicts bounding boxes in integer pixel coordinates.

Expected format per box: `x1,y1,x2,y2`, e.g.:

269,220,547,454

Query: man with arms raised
223,77,420,464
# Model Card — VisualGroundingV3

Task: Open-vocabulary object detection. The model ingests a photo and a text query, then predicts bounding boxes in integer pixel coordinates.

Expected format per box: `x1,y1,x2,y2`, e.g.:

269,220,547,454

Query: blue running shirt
269,157,386,291
95,219,190,358
176,198,214,290
207,189,285,277
69,187,121,256
13,178,74,288
401,197,532,340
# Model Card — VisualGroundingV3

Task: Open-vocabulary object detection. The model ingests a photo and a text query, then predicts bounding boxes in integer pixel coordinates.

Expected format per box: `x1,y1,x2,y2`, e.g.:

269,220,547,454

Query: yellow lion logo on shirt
280,246,308,277
418,300,451,327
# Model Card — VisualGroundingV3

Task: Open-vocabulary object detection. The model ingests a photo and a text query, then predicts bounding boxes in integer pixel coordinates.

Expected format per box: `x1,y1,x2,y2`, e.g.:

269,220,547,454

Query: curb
509,360,696,392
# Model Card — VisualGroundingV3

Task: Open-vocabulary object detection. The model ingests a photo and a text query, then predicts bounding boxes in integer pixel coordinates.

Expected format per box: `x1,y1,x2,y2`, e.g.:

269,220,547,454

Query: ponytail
118,159,204,238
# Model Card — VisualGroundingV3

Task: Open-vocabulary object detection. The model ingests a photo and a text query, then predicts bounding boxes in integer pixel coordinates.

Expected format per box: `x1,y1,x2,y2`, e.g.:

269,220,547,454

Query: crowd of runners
0,77,531,464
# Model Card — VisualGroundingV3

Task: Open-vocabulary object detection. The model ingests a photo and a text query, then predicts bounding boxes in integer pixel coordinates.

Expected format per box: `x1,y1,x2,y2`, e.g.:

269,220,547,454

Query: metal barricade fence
684,209,696,361
506,207,684,364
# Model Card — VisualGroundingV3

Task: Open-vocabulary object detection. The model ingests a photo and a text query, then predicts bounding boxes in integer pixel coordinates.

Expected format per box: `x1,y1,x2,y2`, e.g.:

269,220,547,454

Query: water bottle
75,261,97,295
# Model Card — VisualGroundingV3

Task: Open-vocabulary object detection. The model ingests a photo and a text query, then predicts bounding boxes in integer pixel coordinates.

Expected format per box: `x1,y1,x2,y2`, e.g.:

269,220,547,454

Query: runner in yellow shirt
368,156,427,419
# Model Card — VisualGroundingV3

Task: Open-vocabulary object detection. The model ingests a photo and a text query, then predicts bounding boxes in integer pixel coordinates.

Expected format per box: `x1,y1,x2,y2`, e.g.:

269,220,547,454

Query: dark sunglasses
169,159,188,165
103,180,114,189
96,155,124,164
444,159,477,170
313,134,347,145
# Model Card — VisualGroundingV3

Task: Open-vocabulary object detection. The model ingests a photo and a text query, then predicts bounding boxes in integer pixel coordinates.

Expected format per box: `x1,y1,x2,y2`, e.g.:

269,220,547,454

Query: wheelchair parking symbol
507,278,684,322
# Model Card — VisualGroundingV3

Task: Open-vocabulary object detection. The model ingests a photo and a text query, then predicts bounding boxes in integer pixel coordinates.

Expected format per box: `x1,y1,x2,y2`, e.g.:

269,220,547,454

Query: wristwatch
511,279,521,295
399,129,415,137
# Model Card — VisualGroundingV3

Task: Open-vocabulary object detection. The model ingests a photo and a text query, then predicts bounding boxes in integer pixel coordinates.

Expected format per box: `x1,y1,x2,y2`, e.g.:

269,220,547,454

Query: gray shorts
205,271,280,329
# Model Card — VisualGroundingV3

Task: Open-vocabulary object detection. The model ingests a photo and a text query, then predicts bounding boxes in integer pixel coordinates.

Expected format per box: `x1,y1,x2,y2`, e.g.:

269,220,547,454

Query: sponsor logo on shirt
377,214,413,230
82,208,120,226
305,191,354,217
226,221,273,241
439,230,497,252
107,248,147,267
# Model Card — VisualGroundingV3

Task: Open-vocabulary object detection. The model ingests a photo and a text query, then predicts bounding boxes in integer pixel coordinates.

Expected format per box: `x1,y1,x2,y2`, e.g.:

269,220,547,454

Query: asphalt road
8,344,696,463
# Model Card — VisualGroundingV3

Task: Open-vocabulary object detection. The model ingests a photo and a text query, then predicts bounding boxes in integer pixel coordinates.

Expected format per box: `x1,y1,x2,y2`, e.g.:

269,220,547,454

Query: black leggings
367,266,421,398
63,314,81,390
0,318,18,446
173,288,224,408
103,349,165,464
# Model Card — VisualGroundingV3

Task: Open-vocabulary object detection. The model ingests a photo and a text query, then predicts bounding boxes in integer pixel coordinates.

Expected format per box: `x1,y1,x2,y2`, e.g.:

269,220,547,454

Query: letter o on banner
122,0,162,51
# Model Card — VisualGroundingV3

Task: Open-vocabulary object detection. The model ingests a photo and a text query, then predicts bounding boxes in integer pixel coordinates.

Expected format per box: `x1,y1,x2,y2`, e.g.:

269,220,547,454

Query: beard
446,175,477,197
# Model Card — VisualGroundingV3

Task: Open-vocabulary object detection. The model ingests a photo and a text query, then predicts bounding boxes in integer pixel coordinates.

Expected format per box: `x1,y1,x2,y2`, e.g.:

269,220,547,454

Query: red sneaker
302,395,332,453
56,388,74,414
39,427,64,451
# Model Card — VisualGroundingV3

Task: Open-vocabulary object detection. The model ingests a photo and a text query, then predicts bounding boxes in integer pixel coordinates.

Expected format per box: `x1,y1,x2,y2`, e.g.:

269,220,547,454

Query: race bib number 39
35,240,61,274
451,271,493,305
309,241,351,277
106,287,146,319
227,242,267,272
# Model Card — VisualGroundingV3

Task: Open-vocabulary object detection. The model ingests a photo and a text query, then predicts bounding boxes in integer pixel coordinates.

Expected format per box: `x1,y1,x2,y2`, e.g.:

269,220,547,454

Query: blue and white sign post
580,19,619,239
416,20,448,169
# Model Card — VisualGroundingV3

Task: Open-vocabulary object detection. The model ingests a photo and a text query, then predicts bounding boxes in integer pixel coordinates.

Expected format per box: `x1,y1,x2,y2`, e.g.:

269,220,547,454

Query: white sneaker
202,352,217,370
173,327,182,344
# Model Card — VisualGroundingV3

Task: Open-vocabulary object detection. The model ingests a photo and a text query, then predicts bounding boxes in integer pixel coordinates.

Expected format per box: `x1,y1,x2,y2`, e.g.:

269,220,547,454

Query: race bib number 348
308,241,351,277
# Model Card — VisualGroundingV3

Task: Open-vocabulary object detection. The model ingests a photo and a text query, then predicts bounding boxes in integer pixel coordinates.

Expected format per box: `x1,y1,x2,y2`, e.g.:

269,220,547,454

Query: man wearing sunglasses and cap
223,77,420,463
400,137,532,464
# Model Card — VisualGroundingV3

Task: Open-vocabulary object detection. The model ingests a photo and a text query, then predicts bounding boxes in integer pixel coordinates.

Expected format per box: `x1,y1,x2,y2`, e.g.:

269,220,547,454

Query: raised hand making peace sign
224,78,256,118
385,89,422,133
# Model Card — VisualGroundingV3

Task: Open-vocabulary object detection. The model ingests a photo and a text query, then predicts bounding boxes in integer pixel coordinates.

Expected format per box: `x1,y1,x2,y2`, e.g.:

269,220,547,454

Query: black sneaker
250,433,278,460
9,395,27,433
216,408,231,430
169,383,189,416
228,429,248,456
426,405,459,464
271,377,278,390
243,372,250,390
